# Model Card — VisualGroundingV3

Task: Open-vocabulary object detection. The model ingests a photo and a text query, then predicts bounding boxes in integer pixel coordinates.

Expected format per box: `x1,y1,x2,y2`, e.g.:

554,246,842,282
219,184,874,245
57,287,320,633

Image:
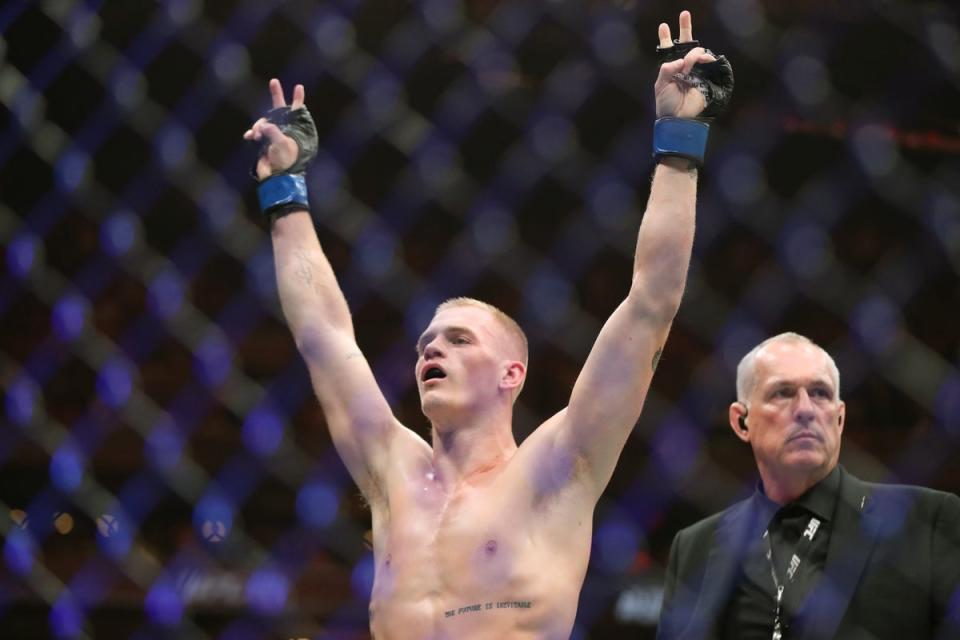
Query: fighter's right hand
654,11,717,119
244,78,308,181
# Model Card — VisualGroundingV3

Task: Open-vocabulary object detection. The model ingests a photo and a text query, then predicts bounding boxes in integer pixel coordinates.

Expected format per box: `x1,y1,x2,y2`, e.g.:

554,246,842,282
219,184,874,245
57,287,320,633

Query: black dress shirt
721,466,840,639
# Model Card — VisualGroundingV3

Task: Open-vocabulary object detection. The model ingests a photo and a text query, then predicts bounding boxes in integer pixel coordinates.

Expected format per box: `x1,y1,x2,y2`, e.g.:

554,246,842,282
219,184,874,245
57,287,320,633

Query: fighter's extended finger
291,84,305,109
658,23,672,49
269,78,286,109
678,10,693,43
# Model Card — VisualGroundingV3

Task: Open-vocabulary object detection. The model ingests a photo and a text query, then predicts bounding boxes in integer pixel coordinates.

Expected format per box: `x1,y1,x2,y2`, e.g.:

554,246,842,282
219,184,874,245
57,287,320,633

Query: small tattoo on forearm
652,347,663,372
443,601,532,618
294,250,315,286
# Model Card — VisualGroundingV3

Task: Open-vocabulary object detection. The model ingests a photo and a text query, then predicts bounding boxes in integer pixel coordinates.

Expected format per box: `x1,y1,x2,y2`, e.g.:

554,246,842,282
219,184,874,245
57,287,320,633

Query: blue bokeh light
96,357,134,407
296,481,339,529
145,581,184,626
241,407,284,457
199,185,238,233
6,232,38,277
350,552,376,599
245,567,290,615
50,596,84,639
470,204,517,256
101,211,139,256
148,269,185,318
356,226,397,278
6,375,39,426
52,293,90,341
313,10,355,59
54,149,90,192
194,334,232,387
524,268,573,328
50,445,85,493
193,493,234,541
157,122,192,169
594,515,641,574
4,529,35,575
850,295,900,354
146,419,185,471
588,176,633,231
652,414,704,482
96,513,132,559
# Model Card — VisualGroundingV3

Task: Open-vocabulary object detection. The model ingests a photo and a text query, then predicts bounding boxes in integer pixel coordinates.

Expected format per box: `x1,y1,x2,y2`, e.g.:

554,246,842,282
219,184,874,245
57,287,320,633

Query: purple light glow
145,419,184,471
96,357,134,407
350,552,375,599
52,294,90,341
50,596,84,638
6,233,38,277
4,530,35,575
241,407,284,456
145,581,184,626
148,269,185,318
50,445,85,493
194,334,232,387
296,481,339,529
593,516,641,574
101,211,138,256
6,376,38,426
245,567,290,615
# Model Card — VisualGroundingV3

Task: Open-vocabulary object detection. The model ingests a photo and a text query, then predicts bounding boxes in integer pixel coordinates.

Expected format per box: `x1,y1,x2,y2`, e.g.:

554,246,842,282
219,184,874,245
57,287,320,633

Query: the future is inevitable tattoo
444,601,532,618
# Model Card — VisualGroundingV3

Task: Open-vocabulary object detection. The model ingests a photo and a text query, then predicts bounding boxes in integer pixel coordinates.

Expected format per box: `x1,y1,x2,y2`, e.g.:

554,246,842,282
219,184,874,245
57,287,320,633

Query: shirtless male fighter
244,11,731,639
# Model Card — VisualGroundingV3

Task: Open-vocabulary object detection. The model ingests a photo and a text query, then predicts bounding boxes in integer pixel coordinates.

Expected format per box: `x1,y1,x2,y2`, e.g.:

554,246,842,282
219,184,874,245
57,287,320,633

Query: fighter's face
741,341,845,482
415,306,512,419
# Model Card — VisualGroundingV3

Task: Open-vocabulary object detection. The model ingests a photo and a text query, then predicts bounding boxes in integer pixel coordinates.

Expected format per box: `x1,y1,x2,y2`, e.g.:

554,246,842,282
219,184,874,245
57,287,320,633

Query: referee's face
744,341,845,486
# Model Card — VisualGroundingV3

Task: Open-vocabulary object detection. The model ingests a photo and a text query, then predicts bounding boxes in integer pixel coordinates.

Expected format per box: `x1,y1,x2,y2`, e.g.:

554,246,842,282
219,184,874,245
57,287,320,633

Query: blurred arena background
1,0,958,637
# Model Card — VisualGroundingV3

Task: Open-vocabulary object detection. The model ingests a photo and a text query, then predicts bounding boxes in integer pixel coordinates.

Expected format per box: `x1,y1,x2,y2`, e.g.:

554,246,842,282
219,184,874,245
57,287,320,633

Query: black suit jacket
657,466,960,639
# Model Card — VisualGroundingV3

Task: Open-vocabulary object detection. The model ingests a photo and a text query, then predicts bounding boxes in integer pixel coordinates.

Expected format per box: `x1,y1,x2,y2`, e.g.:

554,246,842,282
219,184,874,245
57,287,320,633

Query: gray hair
735,332,841,403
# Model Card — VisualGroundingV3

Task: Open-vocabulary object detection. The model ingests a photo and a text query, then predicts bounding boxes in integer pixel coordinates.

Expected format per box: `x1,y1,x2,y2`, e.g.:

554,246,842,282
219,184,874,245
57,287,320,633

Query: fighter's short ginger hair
435,297,529,368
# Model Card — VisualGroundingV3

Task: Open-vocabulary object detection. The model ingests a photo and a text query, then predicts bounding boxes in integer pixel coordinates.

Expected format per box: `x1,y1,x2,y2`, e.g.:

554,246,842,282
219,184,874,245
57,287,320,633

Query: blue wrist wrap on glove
257,174,308,216
652,117,710,166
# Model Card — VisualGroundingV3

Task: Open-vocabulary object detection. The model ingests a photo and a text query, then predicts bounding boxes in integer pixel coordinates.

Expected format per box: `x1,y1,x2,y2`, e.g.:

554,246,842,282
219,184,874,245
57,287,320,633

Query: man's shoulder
842,468,960,520
675,495,755,540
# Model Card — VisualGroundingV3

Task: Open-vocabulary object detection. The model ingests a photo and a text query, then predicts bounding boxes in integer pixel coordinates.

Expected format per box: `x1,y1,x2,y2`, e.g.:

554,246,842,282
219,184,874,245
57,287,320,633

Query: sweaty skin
247,10,714,639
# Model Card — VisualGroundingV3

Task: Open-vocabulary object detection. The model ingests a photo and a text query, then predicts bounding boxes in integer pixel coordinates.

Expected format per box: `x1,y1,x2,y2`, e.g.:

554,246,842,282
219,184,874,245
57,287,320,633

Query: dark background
1,0,958,638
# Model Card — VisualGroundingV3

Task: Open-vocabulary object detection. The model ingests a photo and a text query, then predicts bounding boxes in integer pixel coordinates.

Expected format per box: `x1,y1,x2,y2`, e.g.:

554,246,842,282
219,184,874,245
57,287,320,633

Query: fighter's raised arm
245,79,403,503
551,11,733,495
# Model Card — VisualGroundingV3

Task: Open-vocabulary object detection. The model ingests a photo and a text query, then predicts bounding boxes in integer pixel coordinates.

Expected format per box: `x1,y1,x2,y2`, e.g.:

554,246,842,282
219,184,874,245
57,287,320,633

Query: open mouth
423,366,446,382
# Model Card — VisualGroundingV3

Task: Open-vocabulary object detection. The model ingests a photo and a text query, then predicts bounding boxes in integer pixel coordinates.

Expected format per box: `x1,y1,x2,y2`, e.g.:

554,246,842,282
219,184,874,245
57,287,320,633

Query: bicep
562,298,673,491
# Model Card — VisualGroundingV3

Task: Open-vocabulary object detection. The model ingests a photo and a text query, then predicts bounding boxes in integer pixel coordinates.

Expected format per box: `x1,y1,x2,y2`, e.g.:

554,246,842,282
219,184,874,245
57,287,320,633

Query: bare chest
367,462,593,638
378,475,539,593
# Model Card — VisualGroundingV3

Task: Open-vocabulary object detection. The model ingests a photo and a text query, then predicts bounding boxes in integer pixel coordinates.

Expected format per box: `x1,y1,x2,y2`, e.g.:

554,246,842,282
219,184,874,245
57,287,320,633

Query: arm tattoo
293,249,315,287
651,346,663,372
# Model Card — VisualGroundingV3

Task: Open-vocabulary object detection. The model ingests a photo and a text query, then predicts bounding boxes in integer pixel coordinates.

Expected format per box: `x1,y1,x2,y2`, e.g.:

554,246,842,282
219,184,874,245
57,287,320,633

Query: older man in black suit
657,332,960,639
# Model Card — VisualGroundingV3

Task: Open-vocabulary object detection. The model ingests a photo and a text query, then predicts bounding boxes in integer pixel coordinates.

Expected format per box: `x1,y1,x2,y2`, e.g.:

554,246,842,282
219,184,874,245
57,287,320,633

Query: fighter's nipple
484,539,498,555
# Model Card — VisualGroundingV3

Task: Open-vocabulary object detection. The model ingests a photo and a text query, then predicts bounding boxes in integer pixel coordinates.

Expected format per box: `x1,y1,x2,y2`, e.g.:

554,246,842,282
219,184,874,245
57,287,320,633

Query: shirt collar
754,465,841,524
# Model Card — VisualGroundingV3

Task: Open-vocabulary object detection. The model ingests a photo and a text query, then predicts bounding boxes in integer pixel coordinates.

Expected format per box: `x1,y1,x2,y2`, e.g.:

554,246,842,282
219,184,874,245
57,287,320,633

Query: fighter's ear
500,360,526,392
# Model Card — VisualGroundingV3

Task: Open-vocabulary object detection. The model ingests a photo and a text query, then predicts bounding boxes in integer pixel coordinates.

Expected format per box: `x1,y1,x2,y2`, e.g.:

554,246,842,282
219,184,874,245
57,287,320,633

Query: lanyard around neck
764,514,822,640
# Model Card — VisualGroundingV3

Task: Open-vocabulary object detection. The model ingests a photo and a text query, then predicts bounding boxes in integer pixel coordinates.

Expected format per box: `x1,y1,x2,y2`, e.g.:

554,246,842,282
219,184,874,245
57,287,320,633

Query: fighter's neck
430,416,518,484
